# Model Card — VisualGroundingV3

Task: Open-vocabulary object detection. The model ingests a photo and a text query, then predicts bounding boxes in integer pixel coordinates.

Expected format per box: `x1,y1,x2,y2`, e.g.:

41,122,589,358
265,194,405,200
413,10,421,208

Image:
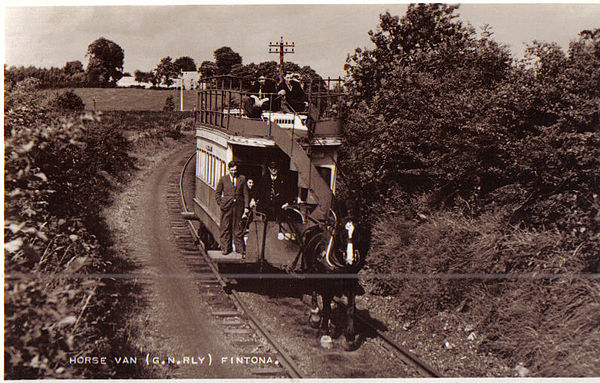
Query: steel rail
331,296,442,378
178,152,304,379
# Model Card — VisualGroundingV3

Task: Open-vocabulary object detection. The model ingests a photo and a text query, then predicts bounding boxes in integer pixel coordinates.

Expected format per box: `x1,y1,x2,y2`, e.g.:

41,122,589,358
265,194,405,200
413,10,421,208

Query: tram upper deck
193,75,346,222
194,75,346,141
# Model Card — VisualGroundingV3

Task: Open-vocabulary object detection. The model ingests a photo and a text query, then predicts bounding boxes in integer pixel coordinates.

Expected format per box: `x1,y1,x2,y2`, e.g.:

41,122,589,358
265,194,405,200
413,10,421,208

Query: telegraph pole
269,36,294,82
180,70,184,111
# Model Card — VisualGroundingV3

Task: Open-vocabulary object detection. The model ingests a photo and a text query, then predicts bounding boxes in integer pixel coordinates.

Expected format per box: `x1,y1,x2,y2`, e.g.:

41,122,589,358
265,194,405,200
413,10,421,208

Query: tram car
185,68,363,349
190,73,352,265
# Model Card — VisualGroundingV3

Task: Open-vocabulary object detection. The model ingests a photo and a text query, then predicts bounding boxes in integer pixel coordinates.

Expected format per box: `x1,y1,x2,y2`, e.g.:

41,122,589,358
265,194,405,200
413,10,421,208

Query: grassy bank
367,210,599,376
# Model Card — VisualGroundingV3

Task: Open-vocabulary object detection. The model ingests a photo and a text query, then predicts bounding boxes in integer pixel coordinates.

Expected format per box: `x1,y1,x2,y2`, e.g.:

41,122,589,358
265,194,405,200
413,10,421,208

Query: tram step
207,250,245,263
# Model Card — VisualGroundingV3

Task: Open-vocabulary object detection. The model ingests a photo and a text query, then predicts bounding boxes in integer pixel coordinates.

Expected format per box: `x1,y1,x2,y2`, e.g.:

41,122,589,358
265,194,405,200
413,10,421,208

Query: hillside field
43,88,200,111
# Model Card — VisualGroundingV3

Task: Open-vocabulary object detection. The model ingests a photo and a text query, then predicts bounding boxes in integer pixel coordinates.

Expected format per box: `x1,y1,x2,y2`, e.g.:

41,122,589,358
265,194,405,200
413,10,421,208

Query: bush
163,95,175,111
51,90,85,110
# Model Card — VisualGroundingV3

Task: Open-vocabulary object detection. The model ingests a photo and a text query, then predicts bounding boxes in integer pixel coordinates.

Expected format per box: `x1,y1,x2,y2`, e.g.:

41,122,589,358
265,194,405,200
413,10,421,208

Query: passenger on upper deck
243,75,278,118
278,73,308,113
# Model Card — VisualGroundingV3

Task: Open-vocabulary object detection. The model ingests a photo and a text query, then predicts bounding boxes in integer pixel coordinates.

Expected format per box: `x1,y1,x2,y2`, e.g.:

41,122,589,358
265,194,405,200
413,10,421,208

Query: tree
198,60,218,79
163,95,175,111
85,37,124,87
154,56,178,87
214,46,242,74
256,61,279,80
174,56,197,72
341,4,513,222
63,61,84,76
134,70,153,85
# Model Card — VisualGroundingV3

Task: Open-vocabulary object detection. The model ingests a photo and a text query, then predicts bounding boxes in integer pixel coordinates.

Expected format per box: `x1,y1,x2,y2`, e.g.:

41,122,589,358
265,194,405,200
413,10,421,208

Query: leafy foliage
4,82,189,378
5,61,87,89
154,56,178,87
341,4,599,376
85,37,125,87
173,56,197,72
163,95,175,111
214,46,242,74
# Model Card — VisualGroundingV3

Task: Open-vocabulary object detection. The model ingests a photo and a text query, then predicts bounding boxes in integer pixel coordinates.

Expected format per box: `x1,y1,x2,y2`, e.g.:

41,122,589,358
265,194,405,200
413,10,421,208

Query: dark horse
283,206,364,351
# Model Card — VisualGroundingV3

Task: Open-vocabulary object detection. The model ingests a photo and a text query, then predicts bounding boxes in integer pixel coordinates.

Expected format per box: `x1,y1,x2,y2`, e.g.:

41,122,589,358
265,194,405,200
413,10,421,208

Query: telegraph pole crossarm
269,36,294,82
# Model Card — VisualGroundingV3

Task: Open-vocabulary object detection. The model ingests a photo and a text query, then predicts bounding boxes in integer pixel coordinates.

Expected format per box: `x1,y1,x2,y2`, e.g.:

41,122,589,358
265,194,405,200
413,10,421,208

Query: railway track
168,152,441,378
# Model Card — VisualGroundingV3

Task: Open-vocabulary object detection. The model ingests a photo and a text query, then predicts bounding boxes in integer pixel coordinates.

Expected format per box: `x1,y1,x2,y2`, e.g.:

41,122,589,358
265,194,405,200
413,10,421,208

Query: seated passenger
243,75,278,118
277,73,308,113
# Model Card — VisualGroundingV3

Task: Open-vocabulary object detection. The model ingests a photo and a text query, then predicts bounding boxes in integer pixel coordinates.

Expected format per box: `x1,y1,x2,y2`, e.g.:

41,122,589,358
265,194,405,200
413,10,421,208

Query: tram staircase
269,111,334,222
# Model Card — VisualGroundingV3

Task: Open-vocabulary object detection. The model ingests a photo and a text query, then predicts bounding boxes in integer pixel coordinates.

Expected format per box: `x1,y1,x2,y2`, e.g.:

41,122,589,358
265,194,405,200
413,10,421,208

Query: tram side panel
193,131,229,246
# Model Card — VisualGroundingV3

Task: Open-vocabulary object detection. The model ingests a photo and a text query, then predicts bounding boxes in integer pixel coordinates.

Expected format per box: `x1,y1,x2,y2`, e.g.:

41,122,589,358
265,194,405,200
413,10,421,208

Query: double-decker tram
185,46,363,349
191,72,347,268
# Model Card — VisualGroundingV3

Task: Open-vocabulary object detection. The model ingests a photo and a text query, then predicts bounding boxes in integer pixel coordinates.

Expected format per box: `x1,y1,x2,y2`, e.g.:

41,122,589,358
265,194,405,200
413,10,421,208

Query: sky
3,2,600,79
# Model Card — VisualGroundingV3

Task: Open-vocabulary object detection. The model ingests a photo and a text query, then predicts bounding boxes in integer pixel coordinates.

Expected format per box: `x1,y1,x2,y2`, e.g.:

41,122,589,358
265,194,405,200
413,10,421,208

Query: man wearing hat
256,161,292,221
277,72,307,113
244,75,278,118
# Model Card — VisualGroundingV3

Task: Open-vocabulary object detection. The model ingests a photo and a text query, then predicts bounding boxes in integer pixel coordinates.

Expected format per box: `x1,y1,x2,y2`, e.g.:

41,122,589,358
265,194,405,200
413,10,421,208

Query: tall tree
341,4,512,221
214,46,242,74
85,37,124,87
174,56,197,72
154,56,178,87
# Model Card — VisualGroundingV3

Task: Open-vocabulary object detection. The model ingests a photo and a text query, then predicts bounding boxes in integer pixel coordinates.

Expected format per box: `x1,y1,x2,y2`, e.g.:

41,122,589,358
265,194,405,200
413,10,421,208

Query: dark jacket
215,174,249,211
277,80,306,112
256,174,291,210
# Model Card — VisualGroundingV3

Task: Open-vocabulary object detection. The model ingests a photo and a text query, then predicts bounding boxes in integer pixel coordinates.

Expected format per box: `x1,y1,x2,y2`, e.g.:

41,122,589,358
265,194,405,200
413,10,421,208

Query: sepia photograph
4,1,600,379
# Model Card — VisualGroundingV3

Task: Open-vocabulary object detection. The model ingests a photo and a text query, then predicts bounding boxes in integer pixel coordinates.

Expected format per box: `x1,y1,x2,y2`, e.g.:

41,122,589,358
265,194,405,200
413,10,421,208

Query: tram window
209,155,214,187
317,167,332,189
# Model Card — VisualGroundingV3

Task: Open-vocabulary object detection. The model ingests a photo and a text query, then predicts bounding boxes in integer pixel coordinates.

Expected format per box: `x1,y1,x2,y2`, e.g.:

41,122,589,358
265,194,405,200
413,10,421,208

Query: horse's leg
309,289,321,329
342,282,360,351
320,289,333,337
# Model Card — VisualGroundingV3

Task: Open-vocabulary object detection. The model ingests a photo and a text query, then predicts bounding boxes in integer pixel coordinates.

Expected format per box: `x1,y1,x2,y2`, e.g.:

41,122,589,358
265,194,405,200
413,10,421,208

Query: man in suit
256,161,292,222
277,72,307,113
215,161,250,255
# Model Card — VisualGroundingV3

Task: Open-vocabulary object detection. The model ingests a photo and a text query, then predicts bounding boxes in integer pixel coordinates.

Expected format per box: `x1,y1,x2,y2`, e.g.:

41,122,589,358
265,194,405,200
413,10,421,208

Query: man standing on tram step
256,161,292,222
215,161,250,255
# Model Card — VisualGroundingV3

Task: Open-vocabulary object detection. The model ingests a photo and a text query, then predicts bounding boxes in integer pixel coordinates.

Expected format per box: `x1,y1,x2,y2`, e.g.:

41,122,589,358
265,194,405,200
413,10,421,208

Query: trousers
219,202,245,253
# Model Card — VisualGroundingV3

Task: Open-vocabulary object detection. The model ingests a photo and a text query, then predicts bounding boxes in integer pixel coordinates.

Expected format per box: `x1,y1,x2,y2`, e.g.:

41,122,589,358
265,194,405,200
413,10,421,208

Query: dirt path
104,138,251,378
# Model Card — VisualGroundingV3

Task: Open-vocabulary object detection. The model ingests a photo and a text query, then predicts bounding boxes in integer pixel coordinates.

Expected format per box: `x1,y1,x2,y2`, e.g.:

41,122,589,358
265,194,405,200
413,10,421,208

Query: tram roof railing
198,74,346,95
195,74,346,137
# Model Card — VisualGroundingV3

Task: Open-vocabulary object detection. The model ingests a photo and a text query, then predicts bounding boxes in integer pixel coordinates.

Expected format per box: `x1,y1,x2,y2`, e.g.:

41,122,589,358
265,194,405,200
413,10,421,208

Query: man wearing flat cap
256,161,292,221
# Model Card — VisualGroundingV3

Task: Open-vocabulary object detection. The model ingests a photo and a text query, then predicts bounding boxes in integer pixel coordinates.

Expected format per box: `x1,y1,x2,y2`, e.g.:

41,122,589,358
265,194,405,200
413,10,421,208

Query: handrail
196,87,345,127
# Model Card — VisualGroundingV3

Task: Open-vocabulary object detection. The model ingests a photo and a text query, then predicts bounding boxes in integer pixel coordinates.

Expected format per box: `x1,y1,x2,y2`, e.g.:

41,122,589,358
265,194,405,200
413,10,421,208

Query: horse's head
342,220,359,266
306,219,361,273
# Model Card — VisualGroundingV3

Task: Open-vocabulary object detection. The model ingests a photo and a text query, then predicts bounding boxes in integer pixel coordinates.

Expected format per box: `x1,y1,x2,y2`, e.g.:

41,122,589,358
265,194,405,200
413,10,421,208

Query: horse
284,206,364,351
